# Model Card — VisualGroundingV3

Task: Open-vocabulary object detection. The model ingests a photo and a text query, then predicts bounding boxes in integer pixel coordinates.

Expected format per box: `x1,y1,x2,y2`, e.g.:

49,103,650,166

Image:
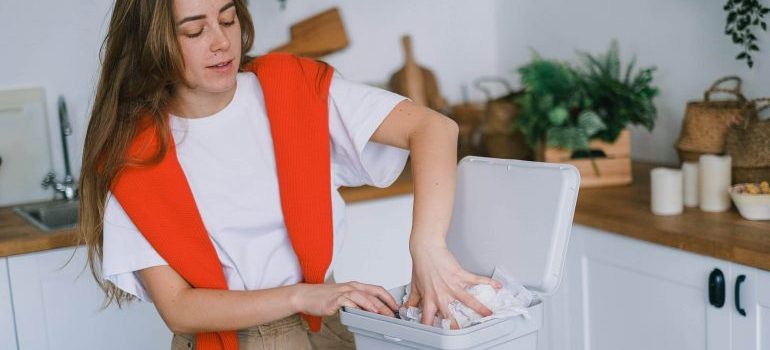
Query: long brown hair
79,0,254,308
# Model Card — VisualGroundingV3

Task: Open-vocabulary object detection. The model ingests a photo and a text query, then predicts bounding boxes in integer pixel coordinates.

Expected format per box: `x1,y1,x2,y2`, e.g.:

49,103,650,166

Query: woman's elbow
442,114,459,139
424,110,458,137
156,303,191,334
431,112,459,142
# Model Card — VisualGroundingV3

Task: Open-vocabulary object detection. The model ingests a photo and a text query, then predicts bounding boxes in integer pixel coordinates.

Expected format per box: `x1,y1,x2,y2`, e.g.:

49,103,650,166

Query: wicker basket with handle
676,76,748,162
726,98,770,184
471,77,530,160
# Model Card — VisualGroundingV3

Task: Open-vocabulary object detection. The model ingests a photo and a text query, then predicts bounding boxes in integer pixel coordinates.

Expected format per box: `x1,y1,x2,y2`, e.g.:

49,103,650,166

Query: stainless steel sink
14,200,79,232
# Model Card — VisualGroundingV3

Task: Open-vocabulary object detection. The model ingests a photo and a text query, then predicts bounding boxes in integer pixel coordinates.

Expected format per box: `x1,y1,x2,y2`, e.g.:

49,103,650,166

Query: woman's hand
406,242,502,329
291,281,400,318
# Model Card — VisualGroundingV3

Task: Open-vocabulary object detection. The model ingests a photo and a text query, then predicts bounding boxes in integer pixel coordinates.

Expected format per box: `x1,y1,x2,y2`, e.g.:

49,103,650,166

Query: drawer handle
383,335,403,342
708,268,725,308
735,274,747,317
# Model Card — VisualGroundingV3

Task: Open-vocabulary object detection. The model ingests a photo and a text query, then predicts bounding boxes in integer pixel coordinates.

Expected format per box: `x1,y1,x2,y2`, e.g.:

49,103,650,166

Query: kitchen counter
576,161,770,271
2,161,769,272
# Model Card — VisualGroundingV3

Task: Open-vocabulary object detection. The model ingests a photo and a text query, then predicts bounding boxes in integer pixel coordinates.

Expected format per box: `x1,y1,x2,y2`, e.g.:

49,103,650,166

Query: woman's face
173,0,242,94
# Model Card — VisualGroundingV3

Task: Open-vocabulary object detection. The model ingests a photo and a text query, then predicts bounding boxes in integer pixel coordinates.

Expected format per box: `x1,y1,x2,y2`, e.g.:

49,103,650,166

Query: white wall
495,0,770,164
248,0,500,101
0,0,112,181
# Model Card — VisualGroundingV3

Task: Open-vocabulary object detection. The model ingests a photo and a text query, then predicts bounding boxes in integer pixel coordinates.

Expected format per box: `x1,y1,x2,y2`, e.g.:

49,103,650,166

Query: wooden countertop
2,161,769,273
575,161,770,271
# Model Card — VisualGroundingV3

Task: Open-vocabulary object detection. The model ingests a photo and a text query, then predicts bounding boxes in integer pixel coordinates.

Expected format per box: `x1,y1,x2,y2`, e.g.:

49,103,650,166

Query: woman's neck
170,84,237,119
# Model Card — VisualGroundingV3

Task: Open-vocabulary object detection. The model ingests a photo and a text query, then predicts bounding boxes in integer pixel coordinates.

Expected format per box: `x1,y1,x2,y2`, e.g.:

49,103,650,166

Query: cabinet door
733,263,770,350
0,257,17,350
8,246,171,350
757,268,770,349
334,194,414,290
564,225,731,350
732,263,757,349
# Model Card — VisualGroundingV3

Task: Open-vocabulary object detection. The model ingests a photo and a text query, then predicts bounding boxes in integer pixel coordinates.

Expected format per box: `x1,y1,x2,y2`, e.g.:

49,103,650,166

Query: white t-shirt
102,71,409,302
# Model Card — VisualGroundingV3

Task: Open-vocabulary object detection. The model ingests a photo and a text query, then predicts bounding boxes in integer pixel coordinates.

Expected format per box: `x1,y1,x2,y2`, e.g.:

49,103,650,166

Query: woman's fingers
438,303,460,330
345,290,395,316
354,283,400,311
343,290,377,313
469,274,503,289
346,282,400,313
455,289,492,317
337,295,359,313
373,286,400,311
404,286,422,308
367,293,395,316
420,300,438,326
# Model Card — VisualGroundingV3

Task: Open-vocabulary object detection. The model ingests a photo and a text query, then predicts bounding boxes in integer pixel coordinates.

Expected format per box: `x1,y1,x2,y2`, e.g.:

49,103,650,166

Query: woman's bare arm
138,265,398,334
370,100,500,327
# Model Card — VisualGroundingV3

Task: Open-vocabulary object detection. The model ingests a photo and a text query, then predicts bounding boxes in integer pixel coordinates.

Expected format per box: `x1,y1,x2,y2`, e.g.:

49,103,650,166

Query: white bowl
728,184,770,220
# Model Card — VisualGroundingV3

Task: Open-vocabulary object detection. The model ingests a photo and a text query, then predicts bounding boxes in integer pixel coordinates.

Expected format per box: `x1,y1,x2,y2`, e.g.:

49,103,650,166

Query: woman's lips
207,59,234,72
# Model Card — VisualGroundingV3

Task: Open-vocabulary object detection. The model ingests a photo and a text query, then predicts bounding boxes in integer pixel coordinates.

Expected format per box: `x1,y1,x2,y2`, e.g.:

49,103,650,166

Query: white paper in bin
340,157,580,349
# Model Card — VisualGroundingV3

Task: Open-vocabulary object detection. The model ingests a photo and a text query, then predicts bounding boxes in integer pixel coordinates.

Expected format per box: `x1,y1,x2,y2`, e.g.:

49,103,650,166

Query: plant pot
535,129,632,188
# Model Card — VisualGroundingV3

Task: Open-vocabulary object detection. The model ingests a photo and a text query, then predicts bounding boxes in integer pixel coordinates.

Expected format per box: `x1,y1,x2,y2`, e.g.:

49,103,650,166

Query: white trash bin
340,156,580,350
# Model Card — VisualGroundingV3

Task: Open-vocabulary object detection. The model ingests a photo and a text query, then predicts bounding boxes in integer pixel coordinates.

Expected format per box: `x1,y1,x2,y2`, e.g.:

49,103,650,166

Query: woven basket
448,102,485,159
726,98,770,184
676,76,748,163
472,77,531,160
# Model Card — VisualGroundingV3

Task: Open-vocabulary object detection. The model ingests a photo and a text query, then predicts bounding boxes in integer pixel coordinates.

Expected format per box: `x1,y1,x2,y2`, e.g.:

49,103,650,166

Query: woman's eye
221,20,236,27
184,30,203,38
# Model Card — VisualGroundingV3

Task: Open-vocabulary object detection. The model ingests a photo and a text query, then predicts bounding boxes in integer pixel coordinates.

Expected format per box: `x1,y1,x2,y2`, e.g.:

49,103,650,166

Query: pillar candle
682,161,699,207
699,155,732,212
650,168,683,216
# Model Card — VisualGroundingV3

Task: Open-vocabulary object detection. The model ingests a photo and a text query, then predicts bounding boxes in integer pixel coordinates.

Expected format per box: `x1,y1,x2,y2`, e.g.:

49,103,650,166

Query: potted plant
513,40,659,187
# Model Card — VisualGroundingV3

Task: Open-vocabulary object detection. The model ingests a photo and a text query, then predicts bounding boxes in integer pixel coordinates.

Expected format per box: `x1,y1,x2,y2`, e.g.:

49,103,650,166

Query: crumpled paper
397,267,539,329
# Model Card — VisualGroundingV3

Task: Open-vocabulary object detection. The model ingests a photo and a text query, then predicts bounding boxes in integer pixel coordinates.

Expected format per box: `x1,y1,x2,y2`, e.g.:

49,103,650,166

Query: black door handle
709,268,725,308
735,274,747,316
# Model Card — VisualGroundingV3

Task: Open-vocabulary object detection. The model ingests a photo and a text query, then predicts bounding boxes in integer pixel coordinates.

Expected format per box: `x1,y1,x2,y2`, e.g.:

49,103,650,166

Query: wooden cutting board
0,88,54,206
388,35,447,112
269,7,349,57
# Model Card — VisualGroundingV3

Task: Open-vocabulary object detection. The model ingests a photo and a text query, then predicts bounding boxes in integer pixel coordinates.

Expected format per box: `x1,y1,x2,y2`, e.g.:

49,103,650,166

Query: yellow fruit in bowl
728,182,770,220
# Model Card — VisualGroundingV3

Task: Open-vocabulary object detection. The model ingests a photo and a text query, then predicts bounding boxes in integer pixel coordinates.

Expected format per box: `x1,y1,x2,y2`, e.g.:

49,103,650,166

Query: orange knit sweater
111,53,334,350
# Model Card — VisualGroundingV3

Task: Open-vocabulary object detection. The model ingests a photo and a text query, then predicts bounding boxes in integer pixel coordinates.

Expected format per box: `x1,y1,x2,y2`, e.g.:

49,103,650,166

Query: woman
79,0,500,349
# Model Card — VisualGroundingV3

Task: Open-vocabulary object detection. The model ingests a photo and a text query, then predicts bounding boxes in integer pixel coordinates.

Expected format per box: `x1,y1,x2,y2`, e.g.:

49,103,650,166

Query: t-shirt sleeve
101,191,169,303
328,71,411,188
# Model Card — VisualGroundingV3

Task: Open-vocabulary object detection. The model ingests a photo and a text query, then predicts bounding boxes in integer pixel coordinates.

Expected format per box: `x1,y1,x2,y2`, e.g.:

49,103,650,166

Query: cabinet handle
709,268,725,308
735,274,747,317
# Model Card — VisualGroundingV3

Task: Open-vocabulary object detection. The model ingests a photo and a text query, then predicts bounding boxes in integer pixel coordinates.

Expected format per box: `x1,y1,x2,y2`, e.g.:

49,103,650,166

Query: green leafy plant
515,56,605,152
724,0,769,68
514,41,658,156
576,40,658,143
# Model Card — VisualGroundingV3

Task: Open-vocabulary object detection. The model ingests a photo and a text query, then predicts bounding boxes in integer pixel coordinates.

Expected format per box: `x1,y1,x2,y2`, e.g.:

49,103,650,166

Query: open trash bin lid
447,156,580,295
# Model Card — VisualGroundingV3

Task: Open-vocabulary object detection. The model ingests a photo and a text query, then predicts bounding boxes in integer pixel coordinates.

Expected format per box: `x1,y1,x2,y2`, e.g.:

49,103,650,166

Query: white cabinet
334,194,414,290
541,224,770,350
733,262,770,350
0,257,18,350
757,270,770,349
7,246,171,350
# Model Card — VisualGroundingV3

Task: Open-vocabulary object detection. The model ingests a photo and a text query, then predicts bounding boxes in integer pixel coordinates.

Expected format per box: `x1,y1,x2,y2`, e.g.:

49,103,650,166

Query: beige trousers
170,312,355,350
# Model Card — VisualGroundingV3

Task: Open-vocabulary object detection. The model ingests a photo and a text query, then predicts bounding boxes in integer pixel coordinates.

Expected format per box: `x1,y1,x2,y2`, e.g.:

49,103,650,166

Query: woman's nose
210,26,231,52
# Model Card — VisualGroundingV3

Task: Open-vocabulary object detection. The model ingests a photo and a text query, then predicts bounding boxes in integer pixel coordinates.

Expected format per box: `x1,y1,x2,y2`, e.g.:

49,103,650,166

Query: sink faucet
42,96,77,201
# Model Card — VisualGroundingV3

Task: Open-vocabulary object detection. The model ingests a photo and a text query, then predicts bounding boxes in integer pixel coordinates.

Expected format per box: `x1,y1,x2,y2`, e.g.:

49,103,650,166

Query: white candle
699,155,732,212
682,162,699,207
650,168,684,216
